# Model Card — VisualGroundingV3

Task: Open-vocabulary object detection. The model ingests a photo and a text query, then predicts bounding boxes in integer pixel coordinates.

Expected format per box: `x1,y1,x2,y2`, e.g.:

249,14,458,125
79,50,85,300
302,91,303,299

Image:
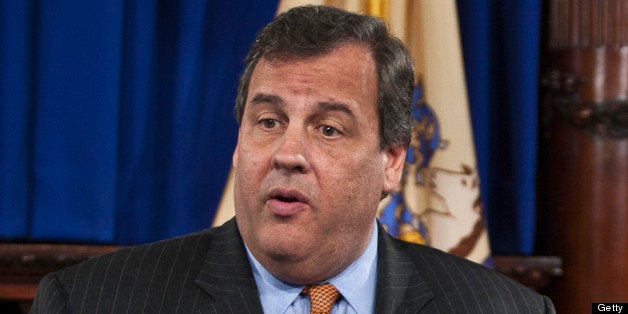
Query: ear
382,145,406,194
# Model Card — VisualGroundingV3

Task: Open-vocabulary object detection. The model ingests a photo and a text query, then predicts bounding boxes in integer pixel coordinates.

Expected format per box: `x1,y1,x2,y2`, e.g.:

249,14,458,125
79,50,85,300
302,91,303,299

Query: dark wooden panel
539,1,628,313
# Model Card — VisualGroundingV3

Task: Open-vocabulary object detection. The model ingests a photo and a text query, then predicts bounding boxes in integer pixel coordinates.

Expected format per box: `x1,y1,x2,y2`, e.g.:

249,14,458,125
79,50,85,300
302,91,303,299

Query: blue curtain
0,0,277,244
2,0,543,255
457,0,542,255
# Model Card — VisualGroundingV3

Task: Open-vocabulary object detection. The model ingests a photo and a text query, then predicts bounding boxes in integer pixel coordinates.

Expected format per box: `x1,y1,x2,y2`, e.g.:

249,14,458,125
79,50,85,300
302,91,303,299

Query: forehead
247,43,378,115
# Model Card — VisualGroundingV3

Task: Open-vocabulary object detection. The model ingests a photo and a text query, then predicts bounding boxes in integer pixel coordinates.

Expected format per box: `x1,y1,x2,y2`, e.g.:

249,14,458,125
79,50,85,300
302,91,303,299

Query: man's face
233,43,405,284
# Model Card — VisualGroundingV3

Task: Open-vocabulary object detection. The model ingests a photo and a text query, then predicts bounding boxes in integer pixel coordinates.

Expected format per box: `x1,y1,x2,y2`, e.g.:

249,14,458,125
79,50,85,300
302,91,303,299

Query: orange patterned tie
301,283,340,314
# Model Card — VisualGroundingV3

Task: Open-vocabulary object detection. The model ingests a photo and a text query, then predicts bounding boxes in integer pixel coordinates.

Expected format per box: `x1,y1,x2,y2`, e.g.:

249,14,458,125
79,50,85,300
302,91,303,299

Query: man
31,5,555,313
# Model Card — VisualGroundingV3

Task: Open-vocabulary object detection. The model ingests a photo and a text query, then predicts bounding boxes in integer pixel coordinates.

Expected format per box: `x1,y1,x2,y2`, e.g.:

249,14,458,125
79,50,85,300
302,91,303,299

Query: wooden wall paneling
538,0,628,313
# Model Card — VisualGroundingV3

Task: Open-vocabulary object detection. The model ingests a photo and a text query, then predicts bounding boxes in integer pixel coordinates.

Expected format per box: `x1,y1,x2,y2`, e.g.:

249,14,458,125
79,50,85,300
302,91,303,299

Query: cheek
318,155,383,233
234,144,271,202
237,140,268,169
323,152,385,198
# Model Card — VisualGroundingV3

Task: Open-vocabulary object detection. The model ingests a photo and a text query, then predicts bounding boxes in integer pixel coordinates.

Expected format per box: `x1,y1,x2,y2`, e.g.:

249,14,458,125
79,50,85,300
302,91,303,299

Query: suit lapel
375,222,434,314
194,218,264,314
192,219,434,313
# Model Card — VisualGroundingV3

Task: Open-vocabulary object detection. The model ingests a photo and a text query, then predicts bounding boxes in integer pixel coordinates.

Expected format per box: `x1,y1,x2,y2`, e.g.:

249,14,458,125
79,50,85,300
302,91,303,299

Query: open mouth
276,195,299,203
266,188,308,217
267,188,308,205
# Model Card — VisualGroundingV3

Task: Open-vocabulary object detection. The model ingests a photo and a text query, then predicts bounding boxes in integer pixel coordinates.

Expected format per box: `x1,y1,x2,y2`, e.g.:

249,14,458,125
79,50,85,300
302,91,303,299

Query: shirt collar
246,222,379,313
327,222,378,313
247,255,302,313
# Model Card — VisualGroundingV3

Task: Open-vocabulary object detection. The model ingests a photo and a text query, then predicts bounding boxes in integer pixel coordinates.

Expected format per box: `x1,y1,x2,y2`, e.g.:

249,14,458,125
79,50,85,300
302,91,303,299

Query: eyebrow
250,93,283,106
249,93,357,122
315,101,356,120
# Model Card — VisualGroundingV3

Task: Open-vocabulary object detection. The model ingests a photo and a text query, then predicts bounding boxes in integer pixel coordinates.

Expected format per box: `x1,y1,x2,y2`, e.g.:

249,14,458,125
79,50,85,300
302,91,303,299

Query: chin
260,236,309,261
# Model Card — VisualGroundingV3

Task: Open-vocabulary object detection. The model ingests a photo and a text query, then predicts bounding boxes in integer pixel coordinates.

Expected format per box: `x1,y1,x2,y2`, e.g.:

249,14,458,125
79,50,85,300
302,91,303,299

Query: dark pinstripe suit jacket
30,218,555,313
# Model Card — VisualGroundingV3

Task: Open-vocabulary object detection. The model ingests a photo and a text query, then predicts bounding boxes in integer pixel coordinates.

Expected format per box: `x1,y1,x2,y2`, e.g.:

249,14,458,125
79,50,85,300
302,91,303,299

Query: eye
317,125,340,138
260,118,278,129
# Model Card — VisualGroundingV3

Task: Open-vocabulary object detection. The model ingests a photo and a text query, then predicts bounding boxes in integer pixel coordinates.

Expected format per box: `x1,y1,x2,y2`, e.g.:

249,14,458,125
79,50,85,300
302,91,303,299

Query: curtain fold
457,0,541,254
0,0,37,239
0,0,277,244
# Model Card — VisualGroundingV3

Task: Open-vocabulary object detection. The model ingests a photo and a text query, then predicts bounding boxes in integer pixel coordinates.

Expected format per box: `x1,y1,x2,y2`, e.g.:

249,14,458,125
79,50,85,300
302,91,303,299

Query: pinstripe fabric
375,229,555,313
31,220,263,314
31,218,554,313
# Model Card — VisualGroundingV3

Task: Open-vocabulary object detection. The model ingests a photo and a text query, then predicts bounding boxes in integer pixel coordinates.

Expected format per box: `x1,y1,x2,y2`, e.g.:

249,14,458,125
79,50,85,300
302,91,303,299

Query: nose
271,128,311,173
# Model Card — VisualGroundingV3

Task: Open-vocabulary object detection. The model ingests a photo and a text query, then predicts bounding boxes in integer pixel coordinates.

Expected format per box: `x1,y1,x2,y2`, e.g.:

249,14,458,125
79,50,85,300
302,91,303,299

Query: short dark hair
235,5,414,149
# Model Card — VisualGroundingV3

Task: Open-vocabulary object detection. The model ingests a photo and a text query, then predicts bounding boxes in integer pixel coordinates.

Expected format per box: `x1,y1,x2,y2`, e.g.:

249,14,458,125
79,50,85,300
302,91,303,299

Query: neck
253,225,374,285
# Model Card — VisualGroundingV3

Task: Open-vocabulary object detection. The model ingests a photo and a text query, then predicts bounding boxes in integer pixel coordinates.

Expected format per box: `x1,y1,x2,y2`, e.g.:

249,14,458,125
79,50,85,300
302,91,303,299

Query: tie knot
301,283,340,314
